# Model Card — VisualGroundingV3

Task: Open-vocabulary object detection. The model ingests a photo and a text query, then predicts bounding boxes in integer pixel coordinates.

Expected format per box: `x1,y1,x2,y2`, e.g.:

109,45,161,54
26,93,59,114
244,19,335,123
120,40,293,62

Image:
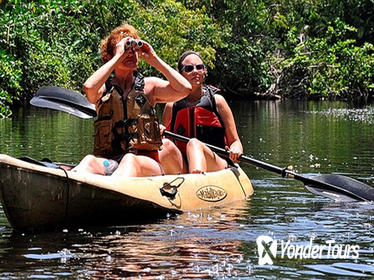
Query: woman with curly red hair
73,23,191,176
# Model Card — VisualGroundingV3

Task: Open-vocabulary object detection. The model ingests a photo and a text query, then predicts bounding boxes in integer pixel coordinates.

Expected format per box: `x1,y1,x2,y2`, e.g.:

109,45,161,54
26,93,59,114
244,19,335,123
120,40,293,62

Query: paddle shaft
164,131,286,174
30,86,372,201
164,131,369,201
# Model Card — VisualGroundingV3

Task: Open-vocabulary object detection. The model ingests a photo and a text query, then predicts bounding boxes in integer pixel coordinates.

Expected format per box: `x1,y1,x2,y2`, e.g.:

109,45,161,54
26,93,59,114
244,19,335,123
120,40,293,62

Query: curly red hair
100,23,140,62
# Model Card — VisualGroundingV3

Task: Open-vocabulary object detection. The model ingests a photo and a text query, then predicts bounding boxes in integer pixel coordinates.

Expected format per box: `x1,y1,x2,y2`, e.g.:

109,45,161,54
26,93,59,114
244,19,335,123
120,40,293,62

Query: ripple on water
304,263,370,277
1,102,374,279
24,248,75,261
308,107,374,124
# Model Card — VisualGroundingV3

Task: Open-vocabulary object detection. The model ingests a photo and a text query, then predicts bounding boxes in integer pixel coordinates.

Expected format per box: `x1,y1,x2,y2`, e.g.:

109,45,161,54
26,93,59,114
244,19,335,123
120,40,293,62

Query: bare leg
186,138,227,173
72,155,107,175
159,138,187,174
112,153,163,177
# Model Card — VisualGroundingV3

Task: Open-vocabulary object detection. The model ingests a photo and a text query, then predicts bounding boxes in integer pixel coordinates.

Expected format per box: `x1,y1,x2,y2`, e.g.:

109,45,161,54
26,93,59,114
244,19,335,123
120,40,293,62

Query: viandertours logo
256,235,360,265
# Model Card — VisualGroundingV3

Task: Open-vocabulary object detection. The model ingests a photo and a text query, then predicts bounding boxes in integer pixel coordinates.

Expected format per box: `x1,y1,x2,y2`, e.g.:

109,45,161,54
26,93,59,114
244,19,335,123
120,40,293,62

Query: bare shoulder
144,76,168,88
214,93,229,108
144,76,168,97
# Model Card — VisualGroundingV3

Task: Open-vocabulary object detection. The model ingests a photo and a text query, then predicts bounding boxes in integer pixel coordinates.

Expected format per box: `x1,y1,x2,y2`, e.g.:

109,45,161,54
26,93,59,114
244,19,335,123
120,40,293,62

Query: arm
84,38,131,104
162,102,173,128
215,94,243,162
158,102,173,136
138,41,191,104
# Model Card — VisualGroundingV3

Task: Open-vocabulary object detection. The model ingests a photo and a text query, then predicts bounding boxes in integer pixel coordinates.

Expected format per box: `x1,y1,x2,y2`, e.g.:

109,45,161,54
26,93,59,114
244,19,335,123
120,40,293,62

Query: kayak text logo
256,236,360,265
256,236,277,265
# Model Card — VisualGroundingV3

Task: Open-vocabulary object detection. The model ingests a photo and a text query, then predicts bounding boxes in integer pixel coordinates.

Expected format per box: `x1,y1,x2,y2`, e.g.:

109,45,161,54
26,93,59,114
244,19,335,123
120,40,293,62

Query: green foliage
206,0,274,94
0,50,22,117
0,0,373,117
205,0,374,98
273,7,374,98
128,0,225,75
0,0,102,112
0,0,224,116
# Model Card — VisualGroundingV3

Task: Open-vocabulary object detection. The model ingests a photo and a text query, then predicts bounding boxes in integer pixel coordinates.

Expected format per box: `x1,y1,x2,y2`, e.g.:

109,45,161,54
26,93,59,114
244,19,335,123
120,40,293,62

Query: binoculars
125,39,143,50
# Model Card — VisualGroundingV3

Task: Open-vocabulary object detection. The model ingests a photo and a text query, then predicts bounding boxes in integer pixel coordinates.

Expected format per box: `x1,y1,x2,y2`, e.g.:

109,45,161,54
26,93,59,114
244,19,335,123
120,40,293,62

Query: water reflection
232,100,374,185
89,205,250,279
1,100,374,279
0,107,93,163
1,202,254,279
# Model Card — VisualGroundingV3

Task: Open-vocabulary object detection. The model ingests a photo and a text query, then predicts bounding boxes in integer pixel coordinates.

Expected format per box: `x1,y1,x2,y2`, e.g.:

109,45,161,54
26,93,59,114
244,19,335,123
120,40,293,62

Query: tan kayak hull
0,154,253,231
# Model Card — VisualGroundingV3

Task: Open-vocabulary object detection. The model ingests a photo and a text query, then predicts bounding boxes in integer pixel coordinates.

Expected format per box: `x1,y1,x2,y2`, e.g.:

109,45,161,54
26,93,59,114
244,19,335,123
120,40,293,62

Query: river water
0,99,373,279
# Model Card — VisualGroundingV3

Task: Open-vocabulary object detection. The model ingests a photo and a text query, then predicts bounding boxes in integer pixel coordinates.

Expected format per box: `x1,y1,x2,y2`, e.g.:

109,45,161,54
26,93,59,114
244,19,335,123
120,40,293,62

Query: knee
85,154,97,161
186,138,202,150
122,153,136,161
120,153,137,166
162,138,173,151
74,154,101,173
162,138,177,155
80,154,97,165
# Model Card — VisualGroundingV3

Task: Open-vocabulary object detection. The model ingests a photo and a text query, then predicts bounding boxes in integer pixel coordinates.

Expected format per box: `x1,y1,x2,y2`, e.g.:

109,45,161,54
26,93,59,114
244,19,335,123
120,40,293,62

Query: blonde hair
100,23,140,62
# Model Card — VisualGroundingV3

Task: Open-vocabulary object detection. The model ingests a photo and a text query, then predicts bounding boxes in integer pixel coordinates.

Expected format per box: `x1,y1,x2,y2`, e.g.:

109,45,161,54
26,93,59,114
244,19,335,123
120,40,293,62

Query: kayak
0,154,253,232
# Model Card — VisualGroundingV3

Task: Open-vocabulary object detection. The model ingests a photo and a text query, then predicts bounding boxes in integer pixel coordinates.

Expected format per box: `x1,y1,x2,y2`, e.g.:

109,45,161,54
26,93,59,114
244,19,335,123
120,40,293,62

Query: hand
114,37,133,58
136,40,157,63
225,145,242,163
159,124,166,136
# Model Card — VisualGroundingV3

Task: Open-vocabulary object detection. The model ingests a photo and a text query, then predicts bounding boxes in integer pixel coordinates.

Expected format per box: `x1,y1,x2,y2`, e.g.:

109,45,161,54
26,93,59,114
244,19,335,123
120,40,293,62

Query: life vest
93,71,162,159
168,85,226,156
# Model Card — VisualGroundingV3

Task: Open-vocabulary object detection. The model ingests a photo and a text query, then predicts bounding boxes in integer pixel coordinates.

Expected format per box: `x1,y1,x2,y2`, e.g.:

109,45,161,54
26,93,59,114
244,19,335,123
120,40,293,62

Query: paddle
30,86,374,202
163,131,374,202
31,86,97,119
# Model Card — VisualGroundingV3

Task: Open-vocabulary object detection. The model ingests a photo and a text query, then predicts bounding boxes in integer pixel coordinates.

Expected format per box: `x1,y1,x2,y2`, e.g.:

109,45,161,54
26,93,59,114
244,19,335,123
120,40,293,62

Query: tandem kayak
0,154,253,232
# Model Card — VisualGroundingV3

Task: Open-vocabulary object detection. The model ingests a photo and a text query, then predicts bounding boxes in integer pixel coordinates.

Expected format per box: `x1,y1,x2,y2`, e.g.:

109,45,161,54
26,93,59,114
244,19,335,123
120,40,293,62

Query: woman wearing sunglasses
161,51,243,173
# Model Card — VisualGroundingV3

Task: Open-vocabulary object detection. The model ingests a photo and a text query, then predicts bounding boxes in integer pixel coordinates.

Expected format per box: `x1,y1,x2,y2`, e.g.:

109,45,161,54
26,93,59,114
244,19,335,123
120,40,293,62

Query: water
0,100,374,279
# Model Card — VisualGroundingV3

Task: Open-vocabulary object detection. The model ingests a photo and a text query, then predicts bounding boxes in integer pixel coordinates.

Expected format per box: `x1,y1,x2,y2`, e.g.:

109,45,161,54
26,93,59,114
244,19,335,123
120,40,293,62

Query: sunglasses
181,64,205,72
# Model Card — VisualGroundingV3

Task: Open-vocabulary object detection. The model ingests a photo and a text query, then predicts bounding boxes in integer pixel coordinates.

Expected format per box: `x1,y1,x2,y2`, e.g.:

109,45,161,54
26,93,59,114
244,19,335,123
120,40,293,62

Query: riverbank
1,1,373,118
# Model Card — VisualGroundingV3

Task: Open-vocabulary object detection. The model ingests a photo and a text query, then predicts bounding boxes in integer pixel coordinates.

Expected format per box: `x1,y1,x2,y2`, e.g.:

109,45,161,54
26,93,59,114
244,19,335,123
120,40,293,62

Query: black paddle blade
306,174,374,202
165,131,373,202
30,96,94,119
31,86,96,119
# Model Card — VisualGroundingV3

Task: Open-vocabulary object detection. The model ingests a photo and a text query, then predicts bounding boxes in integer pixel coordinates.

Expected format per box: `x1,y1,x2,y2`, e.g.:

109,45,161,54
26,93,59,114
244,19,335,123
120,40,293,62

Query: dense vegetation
1,0,373,117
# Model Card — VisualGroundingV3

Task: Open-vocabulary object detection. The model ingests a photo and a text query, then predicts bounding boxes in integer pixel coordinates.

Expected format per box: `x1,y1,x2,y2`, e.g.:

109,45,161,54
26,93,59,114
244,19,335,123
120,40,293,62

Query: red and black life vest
168,85,226,156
